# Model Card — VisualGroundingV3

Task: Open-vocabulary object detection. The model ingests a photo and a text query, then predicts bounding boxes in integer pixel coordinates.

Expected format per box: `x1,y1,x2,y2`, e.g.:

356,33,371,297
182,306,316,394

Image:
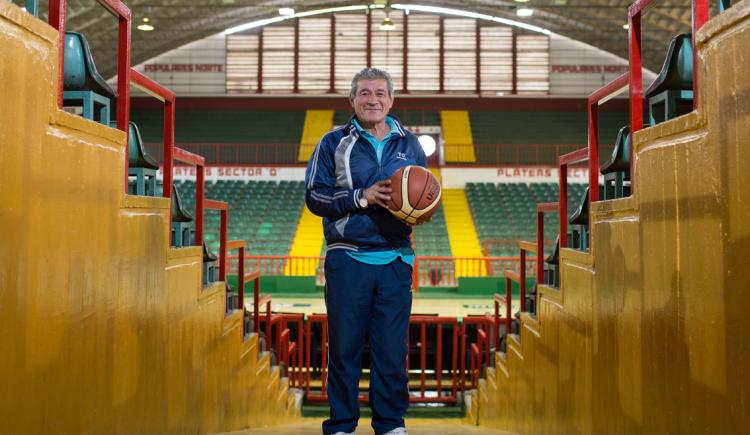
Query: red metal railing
462,316,493,390
303,314,484,404
204,200,228,280
535,203,559,286
129,69,176,195
49,0,131,123
456,144,589,166
558,148,589,248
227,255,535,290
145,143,302,165
588,72,629,201
173,147,205,245
408,316,460,403
413,256,534,290
628,0,709,136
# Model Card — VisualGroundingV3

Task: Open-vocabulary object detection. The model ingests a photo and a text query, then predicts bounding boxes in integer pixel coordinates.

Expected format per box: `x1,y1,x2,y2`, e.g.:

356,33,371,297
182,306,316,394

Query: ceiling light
278,7,295,16
137,17,154,31
379,16,395,31
514,0,531,3
517,8,534,17
418,135,436,157
225,4,552,36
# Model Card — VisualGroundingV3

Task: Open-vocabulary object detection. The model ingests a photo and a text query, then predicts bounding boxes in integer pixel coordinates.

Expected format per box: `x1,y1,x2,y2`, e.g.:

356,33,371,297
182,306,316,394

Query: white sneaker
332,432,354,435
383,428,408,435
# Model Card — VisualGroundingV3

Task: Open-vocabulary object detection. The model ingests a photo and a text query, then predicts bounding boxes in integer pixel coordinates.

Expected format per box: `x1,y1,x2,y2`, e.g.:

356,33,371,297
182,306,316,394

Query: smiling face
350,78,394,127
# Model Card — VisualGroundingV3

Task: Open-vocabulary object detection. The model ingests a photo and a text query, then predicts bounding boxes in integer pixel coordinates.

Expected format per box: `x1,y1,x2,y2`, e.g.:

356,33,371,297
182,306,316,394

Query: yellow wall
0,4,297,433
477,3,750,432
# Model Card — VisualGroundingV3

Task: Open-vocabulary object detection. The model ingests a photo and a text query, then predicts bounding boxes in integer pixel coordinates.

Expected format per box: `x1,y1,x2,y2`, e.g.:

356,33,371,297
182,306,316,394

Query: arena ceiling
44,0,696,80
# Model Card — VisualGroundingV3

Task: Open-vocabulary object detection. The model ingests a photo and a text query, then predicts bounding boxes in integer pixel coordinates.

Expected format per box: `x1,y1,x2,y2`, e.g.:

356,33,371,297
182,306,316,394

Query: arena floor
256,297,519,318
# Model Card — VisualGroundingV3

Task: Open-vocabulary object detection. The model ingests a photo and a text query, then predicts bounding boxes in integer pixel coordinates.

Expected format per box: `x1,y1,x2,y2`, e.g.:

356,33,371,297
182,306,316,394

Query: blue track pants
321,250,413,435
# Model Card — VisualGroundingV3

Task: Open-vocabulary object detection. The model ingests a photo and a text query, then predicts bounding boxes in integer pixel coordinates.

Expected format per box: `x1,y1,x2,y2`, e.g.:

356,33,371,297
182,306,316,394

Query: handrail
130,69,176,195
558,148,590,248
226,239,253,317
48,0,132,124
627,0,709,134
587,72,630,202
173,147,205,246
204,200,228,281
536,202,559,290
518,241,537,254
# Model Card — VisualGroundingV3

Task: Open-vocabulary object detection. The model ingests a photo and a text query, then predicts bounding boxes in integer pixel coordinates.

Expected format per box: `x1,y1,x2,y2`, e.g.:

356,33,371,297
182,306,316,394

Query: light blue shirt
347,117,414,268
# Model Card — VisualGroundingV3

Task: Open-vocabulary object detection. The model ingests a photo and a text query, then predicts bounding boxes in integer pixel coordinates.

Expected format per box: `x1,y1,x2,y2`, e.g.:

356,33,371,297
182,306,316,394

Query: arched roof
58,0,695,77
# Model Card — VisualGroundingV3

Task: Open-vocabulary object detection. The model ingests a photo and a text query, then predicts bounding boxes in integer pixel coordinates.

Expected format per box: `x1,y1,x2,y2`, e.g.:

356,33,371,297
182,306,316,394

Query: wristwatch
358,195,369,208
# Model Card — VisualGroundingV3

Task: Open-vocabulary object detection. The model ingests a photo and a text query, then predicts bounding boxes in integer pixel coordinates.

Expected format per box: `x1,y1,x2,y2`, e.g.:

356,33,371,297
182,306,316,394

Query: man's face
350,79,394,126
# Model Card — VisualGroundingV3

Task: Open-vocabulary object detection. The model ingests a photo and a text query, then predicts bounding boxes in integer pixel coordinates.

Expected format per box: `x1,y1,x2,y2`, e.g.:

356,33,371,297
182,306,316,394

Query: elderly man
304,67,427,435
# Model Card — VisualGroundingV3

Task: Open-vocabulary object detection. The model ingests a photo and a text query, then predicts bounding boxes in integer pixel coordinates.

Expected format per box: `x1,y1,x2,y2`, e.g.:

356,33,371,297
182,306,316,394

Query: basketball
385,166,442,225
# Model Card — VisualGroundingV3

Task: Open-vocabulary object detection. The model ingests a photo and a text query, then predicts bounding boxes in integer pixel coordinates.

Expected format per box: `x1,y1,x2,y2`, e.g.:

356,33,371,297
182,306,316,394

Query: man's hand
364,179,392,208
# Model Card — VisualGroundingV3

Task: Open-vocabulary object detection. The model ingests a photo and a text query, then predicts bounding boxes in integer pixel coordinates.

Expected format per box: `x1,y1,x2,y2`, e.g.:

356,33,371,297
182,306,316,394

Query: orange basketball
385,166,442,225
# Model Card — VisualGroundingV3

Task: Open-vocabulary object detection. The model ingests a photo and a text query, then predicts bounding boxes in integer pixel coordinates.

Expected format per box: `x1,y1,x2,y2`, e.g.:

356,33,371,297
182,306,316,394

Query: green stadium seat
63,32,113,125
171,183,194,248
202,243,218,286
113,121,160,196
601,126,633,200
544,236,560,288
568,187,589,251
646,33,694,125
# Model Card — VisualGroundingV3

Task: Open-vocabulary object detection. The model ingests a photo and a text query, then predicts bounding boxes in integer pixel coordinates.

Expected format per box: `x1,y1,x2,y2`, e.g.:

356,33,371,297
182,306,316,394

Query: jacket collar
346,114,406,138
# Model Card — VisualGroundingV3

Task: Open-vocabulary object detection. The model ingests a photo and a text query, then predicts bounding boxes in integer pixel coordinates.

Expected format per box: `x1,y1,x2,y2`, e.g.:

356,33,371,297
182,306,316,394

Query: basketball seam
404,166,433,221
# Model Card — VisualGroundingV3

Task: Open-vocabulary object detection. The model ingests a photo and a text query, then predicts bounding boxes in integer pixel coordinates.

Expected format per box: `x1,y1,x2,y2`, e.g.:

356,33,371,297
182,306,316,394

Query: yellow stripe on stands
442,189,486,276
285,206,325,275
298,110,334,162
440,110,476,163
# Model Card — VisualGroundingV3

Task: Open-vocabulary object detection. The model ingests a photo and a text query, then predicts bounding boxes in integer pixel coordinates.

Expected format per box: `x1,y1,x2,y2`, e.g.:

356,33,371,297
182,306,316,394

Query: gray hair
350,67,394,98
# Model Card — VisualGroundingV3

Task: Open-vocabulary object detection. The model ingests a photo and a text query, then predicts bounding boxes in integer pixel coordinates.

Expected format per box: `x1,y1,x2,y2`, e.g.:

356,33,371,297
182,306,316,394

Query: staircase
285,206,324,275
441,110,477,163
441,189,486,276
298,109,334,161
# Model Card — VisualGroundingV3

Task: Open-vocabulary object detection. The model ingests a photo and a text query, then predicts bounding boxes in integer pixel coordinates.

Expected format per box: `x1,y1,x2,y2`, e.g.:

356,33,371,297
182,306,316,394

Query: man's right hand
363,179,392,208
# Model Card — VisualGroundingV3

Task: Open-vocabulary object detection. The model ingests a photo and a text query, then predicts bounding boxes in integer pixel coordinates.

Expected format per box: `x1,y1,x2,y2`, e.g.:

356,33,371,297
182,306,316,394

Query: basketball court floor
257,297,519,318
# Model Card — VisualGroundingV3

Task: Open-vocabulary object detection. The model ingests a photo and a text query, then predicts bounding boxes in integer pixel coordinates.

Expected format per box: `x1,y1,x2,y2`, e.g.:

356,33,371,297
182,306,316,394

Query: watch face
359,197,368,208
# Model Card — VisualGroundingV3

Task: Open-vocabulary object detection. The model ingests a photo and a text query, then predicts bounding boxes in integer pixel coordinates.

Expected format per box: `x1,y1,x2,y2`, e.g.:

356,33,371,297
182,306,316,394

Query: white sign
165,166,307,181
440,166,591,188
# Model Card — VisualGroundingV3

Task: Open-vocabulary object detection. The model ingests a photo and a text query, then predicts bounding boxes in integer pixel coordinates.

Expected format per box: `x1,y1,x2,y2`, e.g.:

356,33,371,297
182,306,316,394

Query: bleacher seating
413,207,452,256
466,182,587,256
601,126,632,200
646,33,694,125
171,184,194,248
62,31,113,125
176,180,305,255
568,187,590,251
118,121,160,196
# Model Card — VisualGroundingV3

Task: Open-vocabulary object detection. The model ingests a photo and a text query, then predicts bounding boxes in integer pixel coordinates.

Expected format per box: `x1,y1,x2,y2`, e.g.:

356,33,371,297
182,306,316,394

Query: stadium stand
467,182,588,256
646,33,694,125
441,110,477,163
175,180,305,255
413,206,452,256
298,110,333,161
131,110,306,164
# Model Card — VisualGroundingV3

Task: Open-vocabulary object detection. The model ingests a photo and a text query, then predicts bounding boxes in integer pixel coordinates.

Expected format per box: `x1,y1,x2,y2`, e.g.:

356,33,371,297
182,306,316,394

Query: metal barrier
301,314,500,403
49,0,131,122
408,316,460,403
204,200,228,280
627,0,709,131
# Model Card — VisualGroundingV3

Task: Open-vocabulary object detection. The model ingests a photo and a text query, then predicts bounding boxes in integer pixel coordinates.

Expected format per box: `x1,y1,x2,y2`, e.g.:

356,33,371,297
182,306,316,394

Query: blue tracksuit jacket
304,115,427,253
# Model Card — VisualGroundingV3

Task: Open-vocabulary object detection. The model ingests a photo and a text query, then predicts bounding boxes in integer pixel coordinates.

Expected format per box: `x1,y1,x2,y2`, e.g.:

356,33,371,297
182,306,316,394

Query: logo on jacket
396,152,408,161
